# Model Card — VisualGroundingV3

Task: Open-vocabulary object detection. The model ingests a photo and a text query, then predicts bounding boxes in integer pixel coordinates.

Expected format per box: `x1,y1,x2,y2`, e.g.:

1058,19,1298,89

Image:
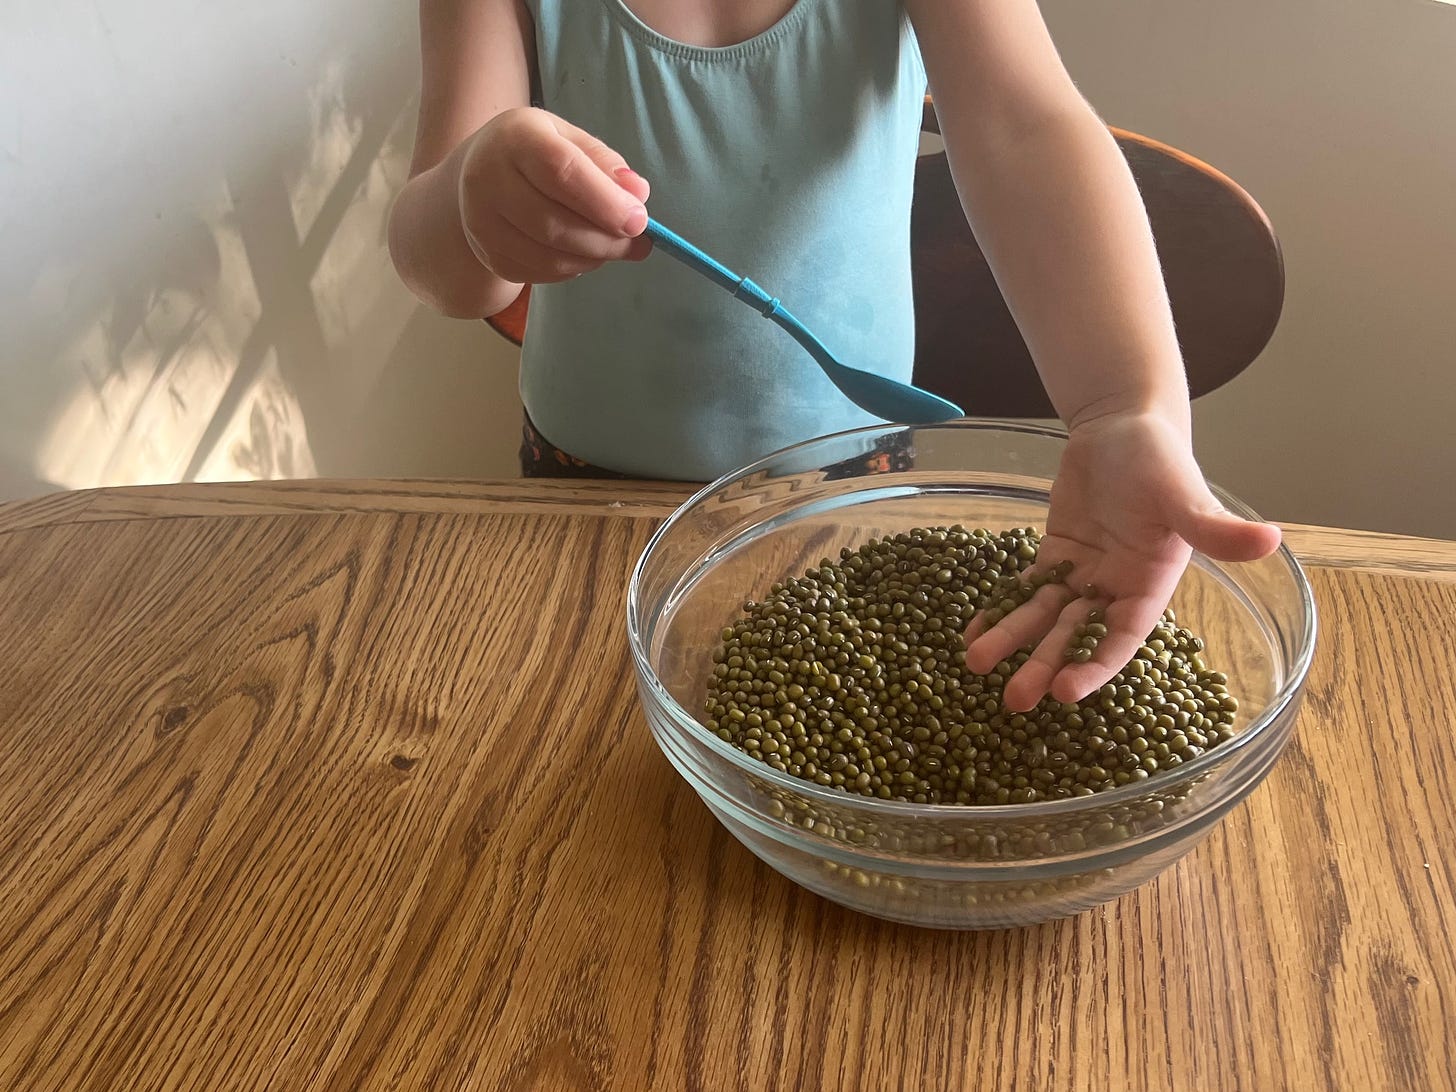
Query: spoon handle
642,218,742,294
641,217,965,423
644,218,837,331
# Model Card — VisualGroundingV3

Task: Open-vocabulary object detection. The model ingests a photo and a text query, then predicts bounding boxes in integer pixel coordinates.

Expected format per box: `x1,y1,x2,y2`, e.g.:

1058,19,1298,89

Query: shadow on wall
0,9,522,504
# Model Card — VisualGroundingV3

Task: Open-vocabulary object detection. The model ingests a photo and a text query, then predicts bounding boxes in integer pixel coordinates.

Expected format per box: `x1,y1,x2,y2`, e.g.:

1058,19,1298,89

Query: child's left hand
963,410,1282,712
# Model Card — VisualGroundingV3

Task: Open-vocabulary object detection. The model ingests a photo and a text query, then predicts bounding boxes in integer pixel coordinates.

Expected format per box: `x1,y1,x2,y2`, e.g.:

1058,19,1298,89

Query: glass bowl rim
626,419,1318,821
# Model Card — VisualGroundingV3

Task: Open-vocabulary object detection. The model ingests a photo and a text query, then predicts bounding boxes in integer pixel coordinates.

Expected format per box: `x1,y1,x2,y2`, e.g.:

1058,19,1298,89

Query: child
387,0,1282,711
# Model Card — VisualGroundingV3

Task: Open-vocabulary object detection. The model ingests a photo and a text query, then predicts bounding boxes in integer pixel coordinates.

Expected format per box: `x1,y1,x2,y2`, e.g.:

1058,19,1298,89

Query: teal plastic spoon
643,218,964,425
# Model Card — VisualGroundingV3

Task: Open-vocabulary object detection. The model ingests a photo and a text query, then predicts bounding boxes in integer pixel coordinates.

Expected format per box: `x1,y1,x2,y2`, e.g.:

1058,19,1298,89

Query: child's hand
457,107,651,286
963,410,1282,712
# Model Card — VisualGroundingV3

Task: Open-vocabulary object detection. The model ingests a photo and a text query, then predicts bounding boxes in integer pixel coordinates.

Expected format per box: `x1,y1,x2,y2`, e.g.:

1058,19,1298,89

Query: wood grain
0,487,99,533
7,479,1452,582
0,484,1453,1091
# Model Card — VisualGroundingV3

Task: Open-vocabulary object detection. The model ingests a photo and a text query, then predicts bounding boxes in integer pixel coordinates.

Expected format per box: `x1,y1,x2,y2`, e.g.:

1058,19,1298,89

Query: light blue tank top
521,0,927,480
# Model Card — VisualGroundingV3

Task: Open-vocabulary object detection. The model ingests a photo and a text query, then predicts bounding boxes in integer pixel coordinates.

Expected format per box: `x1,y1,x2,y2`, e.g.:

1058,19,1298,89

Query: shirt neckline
596,0,815,62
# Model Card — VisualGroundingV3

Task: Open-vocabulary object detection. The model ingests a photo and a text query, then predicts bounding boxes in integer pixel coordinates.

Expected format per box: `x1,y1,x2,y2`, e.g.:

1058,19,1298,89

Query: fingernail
614,167,644,184
620,205,647,236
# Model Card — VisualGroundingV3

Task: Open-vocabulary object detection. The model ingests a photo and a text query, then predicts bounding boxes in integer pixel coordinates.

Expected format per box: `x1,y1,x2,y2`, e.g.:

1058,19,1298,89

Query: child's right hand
457,107,652,286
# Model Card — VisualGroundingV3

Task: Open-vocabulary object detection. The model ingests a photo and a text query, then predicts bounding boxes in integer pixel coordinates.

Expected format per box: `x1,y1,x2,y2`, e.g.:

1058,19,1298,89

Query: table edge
2,478,1452,581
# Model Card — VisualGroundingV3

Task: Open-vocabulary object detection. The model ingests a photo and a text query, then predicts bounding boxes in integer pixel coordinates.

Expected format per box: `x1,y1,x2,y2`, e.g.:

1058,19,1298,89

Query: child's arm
905,0,1281,709
388,0,650,319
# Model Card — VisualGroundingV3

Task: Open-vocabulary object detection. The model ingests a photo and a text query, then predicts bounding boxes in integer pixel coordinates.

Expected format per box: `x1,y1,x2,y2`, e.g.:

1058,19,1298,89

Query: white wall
0,0,520,502
2,1,1453,538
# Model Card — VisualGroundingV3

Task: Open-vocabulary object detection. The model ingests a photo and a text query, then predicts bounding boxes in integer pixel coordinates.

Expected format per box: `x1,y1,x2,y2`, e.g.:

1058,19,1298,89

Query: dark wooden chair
487,98,1284,419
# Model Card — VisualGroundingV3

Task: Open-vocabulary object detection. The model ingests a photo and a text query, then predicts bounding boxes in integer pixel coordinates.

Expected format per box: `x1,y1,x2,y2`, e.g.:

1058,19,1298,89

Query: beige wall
1038,0,1456,539
3,2,1453,538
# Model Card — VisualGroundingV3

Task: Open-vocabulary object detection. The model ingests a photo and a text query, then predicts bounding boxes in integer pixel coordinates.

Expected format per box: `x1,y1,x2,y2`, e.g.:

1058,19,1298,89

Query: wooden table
2,480,1453,1092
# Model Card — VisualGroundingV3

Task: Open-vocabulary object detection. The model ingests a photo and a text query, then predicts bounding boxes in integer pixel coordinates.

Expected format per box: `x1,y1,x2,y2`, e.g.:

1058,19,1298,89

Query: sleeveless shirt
521,0,927,480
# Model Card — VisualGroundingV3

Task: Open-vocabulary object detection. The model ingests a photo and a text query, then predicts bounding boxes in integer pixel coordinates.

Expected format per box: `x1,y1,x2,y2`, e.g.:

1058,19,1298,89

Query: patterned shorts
519,415,915,481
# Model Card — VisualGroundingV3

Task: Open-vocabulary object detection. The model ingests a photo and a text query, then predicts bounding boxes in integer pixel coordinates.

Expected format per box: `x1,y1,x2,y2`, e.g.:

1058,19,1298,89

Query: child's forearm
943,107,1190,434
906,0,1191,435
388,140,524,320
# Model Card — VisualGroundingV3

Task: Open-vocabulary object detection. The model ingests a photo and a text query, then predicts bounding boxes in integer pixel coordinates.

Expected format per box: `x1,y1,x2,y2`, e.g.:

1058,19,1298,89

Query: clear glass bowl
627,422,1317,930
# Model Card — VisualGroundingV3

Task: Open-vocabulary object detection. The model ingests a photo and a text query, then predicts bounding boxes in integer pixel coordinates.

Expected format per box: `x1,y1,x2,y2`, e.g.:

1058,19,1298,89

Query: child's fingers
470,213,606,284
498,168,644,261
550,116,653,203
612,166,651,203
1047,594,1169,705
1000,587,1175,713
998,595,1097,712
517,127,647,239
626,234,653,262
963,582,1074,675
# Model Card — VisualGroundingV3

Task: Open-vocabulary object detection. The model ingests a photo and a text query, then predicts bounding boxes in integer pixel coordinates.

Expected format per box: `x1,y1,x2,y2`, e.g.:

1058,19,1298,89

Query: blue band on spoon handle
643,221,822,338
644,221,822,359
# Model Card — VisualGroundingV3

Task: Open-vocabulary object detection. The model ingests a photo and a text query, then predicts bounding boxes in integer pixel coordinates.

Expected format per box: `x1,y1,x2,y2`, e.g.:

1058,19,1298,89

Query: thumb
1173,480,1282,562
